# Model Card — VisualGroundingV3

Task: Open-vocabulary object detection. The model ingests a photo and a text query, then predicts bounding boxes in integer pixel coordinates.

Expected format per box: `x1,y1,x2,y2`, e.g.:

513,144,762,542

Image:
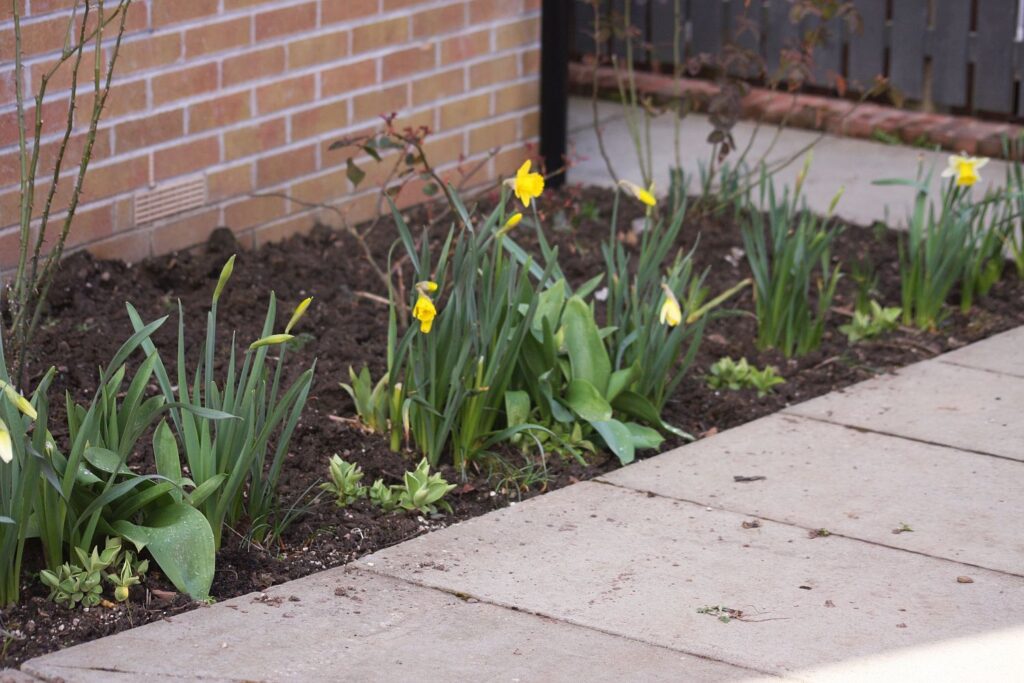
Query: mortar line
779,411,1023,464
350,564,782,679
936,358,1024,381
592,479,1024,580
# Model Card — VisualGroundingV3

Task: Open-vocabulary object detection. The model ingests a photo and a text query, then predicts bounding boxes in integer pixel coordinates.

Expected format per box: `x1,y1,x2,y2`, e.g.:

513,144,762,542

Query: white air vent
134,175,207,225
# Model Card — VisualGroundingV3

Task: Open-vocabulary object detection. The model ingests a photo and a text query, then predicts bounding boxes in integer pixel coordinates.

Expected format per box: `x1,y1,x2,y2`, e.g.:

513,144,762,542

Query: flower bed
1,180,1022,666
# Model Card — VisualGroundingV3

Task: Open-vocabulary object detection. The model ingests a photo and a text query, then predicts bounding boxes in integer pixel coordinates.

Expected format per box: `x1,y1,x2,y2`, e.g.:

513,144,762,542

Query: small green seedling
40,538,122,608
395,459,456,515
368,478,400,513
319,455,367,507
106,551,149,602
707,357,786,397
839,300,902,343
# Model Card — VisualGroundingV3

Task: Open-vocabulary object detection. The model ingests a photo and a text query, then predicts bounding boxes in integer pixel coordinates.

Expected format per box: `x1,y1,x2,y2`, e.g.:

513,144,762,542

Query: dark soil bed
2,185,1022,666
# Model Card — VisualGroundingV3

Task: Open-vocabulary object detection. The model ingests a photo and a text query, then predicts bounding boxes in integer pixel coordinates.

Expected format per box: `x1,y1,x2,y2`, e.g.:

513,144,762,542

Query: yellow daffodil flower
249,333,294,350
507,160,544,207
416,280,438,293
0,380,37,421
618,179,657,207
498,212,522,236
942,154,989,187
659,283,682,327
412,293,437,333
0,419,12,464
285,296,313,334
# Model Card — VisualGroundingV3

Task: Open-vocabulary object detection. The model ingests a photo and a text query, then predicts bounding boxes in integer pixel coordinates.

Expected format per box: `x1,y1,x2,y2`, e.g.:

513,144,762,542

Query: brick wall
0,0,541,269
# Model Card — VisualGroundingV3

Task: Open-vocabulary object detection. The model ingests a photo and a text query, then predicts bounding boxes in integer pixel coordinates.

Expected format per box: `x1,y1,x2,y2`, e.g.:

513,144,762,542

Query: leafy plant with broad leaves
706,357,786,397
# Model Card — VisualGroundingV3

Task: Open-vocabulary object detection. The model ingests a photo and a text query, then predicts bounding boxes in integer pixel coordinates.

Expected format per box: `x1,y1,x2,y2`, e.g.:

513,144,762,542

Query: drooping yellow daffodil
412,293,437,333
285,296,313,334
416,280,438,293
0,419,12,464
618,179,657,208
0,380,37,421
507,160,544,207
942,154,989,187
659,283,682,327
497,212,522,236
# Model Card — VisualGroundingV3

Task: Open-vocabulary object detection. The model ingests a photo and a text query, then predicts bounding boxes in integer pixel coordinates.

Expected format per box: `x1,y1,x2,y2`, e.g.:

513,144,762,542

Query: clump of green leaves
707,358,786,397
40,538,122,608
839,301,902,343
368,479,400,512
341,367,390,435
741,163,843,357
106,551,149,603
320,456,367,507
395,459,455,515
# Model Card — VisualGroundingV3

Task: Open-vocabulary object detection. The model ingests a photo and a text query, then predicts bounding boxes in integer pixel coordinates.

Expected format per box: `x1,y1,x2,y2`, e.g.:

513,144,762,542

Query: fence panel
572,0,1024,118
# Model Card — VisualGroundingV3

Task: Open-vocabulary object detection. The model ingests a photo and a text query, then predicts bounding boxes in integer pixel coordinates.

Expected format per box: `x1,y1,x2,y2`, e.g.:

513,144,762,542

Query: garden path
568,97,1012,228
14,326,1024,681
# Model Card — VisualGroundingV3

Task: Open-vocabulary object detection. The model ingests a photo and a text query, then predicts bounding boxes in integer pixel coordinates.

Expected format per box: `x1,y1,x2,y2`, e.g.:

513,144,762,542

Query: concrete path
568,97,1012,227
18,326,1024,681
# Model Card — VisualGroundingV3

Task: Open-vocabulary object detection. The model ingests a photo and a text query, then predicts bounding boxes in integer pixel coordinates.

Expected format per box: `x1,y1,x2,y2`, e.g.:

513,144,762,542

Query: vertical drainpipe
540,0,568,189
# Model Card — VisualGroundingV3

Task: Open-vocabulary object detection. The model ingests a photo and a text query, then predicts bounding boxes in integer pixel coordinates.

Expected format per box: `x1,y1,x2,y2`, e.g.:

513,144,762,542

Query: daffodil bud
0,419,12,464
249,334,294,350
0,381,37,421
114,585,129,602
285,297,313,334
213,254,236,303
618,179,657,208
497,212,523,236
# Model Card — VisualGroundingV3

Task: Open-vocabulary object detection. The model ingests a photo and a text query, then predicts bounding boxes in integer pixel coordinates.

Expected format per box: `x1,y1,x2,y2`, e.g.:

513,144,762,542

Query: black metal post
540,0,568,188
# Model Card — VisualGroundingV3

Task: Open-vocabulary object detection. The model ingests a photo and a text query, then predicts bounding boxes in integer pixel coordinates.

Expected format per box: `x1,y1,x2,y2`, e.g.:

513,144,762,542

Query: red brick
521,48,540,75
88,230,151,263
440,92,489,130
116,33,181,75
322,58,377,97
496,17,539,50
292,100,350,140
184,16,251,58
115,109,184,153
153,0,218,28
153,63,218,106
189,91,252,133
224,46,285,86
59,203,115,250
468,117,518,155
223,195,287,229
353,84,408,122
154,136,220,181
256,145,317,188
469,0,524,23
255,74,315,114
495,79,537,115
207,163,254,201
322,0,378,25
412,68,463,106
289,167,347,204
224,118,287,160
412,4,466,38
382,44,436,80
255,2,316,41
80,78,148,119
81,154,149,200
151,208,221,254
287,30,350,69
470,54,518,89
352,17,408,54
441,29,489,64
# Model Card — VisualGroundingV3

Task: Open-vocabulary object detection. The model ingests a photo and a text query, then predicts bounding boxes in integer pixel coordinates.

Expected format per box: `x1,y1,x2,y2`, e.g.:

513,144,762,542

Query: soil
2,185,1022,666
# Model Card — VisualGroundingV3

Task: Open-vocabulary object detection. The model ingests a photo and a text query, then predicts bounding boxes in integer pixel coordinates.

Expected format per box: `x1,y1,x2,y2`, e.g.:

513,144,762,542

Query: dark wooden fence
572,0,1024,119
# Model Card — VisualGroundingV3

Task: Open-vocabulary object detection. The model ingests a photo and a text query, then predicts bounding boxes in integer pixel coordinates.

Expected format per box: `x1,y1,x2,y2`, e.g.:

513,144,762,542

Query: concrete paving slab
0,670,38,682
22,567,743,683
937,326,1024,379
741,626,1024,683
569,98,1010,228
784,360,1024,461
599,414,1024,575
362,482,1024,676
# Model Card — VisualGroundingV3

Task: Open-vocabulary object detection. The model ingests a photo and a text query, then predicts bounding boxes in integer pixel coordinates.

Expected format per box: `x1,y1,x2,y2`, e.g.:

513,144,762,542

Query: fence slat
931,0,971,108
889,0,927,101
764,0,799,77
974,0,1016,113
573,0,598,58
611,0,651,62
648,0,680,64
691,0,724,56
847,1,886,89
811,15,843,86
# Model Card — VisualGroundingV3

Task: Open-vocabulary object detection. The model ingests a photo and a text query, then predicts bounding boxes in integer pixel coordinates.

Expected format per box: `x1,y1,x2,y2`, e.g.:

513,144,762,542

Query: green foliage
707,357,786,397
839,301,902,343
106,550,148,603
388,192,555,471
39,538,121,608
741,165,842,357
319,456,367,507
368,479,400,513
394,459,455,515
126,256,316,549
341,366,390,434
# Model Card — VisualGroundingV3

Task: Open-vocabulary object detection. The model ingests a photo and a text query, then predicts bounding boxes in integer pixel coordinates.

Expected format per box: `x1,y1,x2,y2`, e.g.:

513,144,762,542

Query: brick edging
569,63,1023,160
